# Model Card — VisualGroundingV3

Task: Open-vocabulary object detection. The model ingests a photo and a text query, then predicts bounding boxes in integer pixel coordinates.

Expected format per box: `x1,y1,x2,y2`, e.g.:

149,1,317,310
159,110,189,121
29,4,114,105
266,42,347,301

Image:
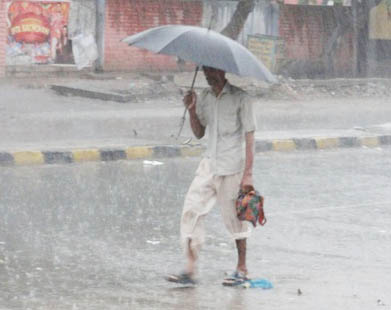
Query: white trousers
180,158,251,255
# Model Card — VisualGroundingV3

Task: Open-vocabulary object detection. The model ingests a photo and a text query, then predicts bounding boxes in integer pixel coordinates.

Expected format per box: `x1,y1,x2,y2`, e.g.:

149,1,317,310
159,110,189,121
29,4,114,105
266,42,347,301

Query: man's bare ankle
237,267,248,275
185,263,196,276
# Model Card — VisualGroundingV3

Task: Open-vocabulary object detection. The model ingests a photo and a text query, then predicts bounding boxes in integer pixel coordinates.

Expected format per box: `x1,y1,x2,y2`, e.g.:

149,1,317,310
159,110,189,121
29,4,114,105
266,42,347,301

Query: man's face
203,66,226,87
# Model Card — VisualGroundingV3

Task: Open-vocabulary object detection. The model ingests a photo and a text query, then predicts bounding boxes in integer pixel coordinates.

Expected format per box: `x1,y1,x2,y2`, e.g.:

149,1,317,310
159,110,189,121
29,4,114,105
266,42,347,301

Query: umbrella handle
176,66,199,140
190,66,199,91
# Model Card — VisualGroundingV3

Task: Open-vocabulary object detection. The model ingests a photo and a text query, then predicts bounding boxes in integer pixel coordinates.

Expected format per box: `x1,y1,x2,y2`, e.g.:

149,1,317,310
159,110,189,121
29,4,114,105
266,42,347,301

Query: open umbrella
122,25,277,137
122,25,276,82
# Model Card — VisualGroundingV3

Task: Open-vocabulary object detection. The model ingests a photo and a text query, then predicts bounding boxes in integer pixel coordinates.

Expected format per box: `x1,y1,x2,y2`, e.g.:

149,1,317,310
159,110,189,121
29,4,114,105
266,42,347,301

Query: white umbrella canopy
122,25,277,83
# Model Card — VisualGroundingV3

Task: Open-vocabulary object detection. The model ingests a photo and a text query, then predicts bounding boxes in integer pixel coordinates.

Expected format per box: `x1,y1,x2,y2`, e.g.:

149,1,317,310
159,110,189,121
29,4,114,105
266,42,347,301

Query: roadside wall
103,0,203,72
0,1,8,78
279,4,353,77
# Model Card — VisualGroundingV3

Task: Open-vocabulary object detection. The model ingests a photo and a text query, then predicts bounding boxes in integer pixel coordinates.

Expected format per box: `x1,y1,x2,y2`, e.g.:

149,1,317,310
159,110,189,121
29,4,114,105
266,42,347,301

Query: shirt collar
220,80,231,96
206,80,231,98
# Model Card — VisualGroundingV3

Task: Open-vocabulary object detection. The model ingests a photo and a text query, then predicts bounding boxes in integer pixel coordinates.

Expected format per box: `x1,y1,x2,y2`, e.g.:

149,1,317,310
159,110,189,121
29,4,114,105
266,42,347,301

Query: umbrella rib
224,39,241,75
155,28,196,57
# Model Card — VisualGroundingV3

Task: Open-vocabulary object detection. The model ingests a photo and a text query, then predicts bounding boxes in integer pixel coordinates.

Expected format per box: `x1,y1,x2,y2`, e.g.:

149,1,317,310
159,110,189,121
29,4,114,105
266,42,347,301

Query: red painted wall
0,1,8,77
104,0,203,72
279,4,353,76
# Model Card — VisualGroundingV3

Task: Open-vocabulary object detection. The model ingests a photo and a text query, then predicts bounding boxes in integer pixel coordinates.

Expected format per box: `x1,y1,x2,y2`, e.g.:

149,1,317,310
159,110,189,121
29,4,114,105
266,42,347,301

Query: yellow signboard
247,34,284,73
370,0,391,40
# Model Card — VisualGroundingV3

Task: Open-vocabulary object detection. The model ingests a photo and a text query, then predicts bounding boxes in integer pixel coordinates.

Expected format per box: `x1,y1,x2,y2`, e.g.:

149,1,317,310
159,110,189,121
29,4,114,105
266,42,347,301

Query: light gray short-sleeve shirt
196,81,257,176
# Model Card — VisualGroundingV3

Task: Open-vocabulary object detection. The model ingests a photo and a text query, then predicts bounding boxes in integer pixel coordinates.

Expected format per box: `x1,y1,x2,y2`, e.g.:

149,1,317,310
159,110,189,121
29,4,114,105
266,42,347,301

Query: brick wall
0,1,8,77
104,0,203,72
279,5,353,76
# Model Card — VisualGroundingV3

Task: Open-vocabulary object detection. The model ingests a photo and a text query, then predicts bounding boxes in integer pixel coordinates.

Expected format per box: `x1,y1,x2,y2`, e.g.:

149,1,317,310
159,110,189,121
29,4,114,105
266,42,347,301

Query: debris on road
143,160,164,166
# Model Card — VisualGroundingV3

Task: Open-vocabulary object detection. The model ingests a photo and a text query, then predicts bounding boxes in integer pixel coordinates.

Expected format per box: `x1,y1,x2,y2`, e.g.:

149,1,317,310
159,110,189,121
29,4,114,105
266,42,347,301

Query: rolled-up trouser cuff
232,227,252,240
181,234,202,256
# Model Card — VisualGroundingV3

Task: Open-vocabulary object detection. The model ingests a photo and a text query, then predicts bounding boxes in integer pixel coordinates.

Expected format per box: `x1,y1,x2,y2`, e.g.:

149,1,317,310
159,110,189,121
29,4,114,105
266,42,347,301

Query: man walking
167,66,257,286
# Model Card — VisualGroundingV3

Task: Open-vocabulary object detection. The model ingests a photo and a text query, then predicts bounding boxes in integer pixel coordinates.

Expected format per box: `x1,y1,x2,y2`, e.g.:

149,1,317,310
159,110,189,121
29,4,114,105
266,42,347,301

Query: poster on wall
6,0,73,65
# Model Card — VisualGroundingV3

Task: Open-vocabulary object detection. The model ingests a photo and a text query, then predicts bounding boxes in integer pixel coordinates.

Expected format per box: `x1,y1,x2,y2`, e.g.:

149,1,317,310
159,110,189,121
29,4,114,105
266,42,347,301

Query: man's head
202,66,226,88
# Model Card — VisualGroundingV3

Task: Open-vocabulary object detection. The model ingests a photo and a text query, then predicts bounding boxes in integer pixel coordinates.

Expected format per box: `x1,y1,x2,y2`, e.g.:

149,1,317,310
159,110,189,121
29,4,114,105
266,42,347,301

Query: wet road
1,147,391,309
2,83,391,149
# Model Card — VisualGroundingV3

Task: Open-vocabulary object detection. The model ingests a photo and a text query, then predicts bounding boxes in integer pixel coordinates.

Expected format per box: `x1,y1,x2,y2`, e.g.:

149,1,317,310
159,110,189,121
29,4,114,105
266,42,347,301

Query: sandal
166,272,196,285
222,271,249,286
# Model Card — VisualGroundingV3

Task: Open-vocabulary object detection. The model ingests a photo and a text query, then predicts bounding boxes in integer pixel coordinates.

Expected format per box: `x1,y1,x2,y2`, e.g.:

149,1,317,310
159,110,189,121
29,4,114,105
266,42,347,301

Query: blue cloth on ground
245,278,273,289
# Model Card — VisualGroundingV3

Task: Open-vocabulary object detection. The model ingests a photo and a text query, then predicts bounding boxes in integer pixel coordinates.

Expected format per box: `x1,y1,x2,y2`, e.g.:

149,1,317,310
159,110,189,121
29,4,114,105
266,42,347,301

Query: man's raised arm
183,91,205,139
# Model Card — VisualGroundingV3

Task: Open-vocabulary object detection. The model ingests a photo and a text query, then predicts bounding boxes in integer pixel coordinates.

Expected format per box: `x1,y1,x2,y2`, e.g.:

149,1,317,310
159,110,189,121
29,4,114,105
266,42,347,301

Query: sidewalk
1,72,391,166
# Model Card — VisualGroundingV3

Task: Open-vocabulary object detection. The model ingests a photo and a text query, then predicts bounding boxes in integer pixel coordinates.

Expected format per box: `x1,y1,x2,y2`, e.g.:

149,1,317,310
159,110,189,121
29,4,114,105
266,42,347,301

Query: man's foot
166,272,196,285
222,270,249,286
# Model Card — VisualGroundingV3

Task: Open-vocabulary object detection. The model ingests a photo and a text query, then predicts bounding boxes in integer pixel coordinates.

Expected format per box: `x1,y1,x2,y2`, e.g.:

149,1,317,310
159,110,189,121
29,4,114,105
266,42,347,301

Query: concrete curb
50,85,180,103
1,135,390,167
255,135,391,152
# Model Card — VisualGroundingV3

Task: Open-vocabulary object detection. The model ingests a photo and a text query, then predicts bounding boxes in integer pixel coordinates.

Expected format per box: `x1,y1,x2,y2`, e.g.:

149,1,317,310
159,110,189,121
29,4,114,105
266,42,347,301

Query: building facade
1,0,380,78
